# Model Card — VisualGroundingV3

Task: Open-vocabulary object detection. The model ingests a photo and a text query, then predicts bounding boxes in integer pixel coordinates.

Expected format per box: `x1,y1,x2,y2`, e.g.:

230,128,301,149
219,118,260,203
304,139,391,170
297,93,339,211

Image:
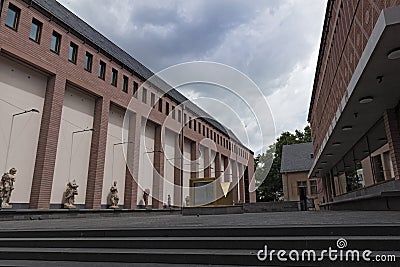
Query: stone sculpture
64,180,79,209
109,181,119,209
143,189,150,209
1,168,17,209
167,194,171,208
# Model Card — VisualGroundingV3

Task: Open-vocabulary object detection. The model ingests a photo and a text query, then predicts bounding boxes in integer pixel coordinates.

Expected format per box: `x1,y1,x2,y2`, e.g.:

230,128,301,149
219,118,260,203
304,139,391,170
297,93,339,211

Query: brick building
308,0,400,210
0,0,255,209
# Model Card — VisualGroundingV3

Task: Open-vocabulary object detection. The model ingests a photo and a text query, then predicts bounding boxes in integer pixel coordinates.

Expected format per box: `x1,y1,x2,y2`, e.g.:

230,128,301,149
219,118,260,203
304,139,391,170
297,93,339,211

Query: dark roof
30,0,246,148
280,143,314,173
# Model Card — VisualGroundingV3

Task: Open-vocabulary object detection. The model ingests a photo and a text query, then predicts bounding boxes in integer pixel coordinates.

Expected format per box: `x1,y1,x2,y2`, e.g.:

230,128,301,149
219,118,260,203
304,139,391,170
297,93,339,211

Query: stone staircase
0,225,398,266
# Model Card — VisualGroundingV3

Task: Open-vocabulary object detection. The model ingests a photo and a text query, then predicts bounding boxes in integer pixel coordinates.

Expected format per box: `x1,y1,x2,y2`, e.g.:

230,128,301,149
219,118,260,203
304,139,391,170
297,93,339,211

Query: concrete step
0,247,398,266
0,236,399,251
0,224,399,238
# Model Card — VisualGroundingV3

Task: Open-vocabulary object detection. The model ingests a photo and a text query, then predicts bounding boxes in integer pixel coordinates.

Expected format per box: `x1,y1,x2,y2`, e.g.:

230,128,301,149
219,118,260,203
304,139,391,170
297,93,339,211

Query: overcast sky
58,0,327,154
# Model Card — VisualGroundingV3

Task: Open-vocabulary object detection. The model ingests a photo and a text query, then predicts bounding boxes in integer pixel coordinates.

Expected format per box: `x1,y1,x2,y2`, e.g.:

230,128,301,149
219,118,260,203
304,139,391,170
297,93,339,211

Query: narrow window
68,42,78,64
193,119,196,131
29,18,42,43
172,107,176,119
150,93,155,107
202,125,205,136
178,110,181,123
5,4,20,30
111,68,118,87
122,75,128,93
142,88,147,103
210,130,213,139
184,114,187,125
214,132,216,141
98,61,106,80
189,117,192,129
310,180,318,195
133,82,138,98
198,122,201,134
207,128,209,138
158,99,163,113
166,102,170,115
84,52,93,72
50,31,61,54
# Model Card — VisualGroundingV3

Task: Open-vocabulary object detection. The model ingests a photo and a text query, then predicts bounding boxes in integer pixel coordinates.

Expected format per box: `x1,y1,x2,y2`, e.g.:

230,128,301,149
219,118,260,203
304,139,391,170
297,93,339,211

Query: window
133,82,138,98
214,132,216,141
172,107,176,119
158,99,163,113
297,181,307,195
98,61,106,80
310,180,318,195
111,68,118,87
193,119,196,131
166,102,170,115
29,19,42,43
122,76,128,93
217,134,219,144
202,125,205,136
68,42,78,63
184,114,187,125
142,88,147,103
84,52,93,72
178,110,181,123
189,117,192,129
150,93,155,107
50,31,62,54
5,4,20,30
198,122,201,134
207,128,209,138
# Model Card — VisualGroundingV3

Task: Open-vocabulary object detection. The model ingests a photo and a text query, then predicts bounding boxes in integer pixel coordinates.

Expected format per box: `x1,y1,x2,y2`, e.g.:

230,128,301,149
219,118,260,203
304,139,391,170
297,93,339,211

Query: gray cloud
58,0,326,153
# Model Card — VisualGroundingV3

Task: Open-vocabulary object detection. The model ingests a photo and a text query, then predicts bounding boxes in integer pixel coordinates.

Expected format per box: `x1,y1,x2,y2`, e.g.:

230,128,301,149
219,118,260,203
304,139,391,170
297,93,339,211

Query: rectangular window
122,75,128,93
193,119,196,131
184,114,187,125
133,82,138,98
297,181,307,195
5,4,20,30
214,132,216,141
98,61,106,80
29,18,42,43
142,88,147,103
84,52,93,72
189,117,192,129
166,102,170,115
172,107,176,119
178,110,181,123
150,93,155,107
203,125,205,136
68,42,78,63
50,31,62,54
198,122,201,134
310,180,318,196
158,99,163,113
111,68,118,87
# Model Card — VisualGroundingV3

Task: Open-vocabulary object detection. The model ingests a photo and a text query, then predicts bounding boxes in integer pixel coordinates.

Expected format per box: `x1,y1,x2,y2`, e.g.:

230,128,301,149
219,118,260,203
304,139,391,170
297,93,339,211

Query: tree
255,125,312,202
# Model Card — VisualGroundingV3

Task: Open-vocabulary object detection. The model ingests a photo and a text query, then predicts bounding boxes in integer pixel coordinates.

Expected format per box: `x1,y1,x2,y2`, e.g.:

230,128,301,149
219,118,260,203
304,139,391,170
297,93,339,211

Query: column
232,160,239,204
124,112,140,209
30,75,66,209
191,142,199,178
85,97,110,209
204,148,211,178
223,156,229,182
384,109,400,179
248,153,256,203
239,164,245,203
152,125,164,209
215,152,221,179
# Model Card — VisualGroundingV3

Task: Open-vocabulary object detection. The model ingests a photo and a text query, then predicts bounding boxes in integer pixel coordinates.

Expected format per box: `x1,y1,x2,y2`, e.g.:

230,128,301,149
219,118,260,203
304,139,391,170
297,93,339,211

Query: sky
58,0,327,154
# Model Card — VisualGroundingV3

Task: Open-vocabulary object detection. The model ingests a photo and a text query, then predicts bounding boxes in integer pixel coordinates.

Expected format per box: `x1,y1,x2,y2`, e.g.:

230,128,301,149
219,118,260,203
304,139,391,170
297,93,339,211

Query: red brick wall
309,0,400,155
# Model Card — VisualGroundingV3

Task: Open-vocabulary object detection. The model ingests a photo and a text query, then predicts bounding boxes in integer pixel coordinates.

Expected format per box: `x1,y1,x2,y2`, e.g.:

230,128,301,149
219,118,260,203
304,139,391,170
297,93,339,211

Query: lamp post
4,108,40,172
68,128,94,180
112,141,133,179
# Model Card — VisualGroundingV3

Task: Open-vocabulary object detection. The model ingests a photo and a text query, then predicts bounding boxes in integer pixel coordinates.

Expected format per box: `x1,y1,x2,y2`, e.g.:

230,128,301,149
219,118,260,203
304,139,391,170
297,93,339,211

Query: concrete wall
137,122,155,206
163,129,176,205
0,56,45,204
52,86,95,205
101,105,127,206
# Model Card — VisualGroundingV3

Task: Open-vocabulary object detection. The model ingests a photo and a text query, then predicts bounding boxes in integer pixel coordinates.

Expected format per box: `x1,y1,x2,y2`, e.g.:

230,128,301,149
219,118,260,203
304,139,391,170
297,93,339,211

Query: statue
167,194,171,208
1,168,17,209
64,180,79,209
143,189,150,208
109,181,119,209
185,195,190,207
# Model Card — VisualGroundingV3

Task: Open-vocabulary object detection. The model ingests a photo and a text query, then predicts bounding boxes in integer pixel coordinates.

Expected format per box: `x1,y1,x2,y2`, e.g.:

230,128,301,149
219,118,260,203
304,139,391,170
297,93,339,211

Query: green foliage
256,125,312,202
